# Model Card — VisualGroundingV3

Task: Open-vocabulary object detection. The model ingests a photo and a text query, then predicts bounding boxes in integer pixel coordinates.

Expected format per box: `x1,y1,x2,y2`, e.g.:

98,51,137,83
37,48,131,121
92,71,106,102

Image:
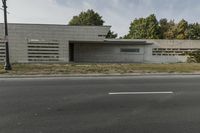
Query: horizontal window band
28,49,59,52
28,53,59,55
28,56,59,58
28,46,59,48
28,59,59,62
28,43,59,46
121,48,140,53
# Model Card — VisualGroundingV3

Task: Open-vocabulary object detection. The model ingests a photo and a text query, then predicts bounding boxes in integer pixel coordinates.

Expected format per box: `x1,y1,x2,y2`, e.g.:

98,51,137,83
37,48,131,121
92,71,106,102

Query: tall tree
159,18,168,39
159,18,177,39
125,14,200,40
146,14,160,39
162,20,177,39
69,9,104,26
68,9,117,38
126,14,160,39
176,19,188,39
188,23,200,40
127,18,147,39
106,31,118,39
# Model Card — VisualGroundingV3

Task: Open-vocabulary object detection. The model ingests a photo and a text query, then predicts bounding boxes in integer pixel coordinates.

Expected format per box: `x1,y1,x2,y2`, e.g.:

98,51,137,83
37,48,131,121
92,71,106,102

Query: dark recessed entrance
69,43,74,62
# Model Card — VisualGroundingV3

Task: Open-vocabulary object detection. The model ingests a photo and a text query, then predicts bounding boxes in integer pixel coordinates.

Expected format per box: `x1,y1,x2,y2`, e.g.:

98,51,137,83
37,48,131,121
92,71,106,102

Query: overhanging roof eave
69,40,153,45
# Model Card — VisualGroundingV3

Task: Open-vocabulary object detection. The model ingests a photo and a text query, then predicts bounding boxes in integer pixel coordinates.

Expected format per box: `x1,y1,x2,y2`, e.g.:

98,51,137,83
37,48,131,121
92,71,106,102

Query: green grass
1,63,200,75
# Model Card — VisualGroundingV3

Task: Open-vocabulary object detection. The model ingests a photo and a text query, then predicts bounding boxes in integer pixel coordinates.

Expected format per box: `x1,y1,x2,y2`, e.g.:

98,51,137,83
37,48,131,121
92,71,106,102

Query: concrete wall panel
0,23,110,63
74,44,145,63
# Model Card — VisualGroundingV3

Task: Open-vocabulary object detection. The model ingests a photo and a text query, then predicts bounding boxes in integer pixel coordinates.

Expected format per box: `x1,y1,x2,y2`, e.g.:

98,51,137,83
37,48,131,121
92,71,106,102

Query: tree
159,18,169,39
69,9,104,26
145,14,160,39
125,14,200,40
162,20,177,39
188,23,200,40
68,9,117,38
106,31,118,39
125,14,160,39
127,18,147,39
159,18,177,39
176,19,188,39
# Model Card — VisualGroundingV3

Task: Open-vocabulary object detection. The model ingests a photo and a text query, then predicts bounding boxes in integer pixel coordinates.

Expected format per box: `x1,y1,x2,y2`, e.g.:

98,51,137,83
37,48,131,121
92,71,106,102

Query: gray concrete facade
73,42,147,63
144,40,200,63
0,23,110,63
72,39,200,63
1,23,200,64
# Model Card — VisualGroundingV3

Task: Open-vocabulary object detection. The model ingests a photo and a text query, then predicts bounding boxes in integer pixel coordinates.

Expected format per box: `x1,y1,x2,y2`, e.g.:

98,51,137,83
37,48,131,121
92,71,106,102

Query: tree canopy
125,14,159,39
176,19,188,39
69,10,200,40
69,9,104,26
125,14,200,40
188,23,200,40
68,9,117,38
126,14,157,39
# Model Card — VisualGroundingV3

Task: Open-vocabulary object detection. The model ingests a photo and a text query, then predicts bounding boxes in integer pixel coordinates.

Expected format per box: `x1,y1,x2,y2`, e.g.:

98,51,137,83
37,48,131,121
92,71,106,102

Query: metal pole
2,0,11,70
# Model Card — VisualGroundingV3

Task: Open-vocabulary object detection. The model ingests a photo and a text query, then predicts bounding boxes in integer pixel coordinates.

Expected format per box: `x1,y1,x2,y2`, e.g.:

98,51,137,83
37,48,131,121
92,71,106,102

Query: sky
0,0,200,37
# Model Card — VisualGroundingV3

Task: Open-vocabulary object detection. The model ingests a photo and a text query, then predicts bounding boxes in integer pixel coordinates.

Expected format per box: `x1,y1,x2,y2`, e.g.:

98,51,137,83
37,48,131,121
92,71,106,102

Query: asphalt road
1,76,200,133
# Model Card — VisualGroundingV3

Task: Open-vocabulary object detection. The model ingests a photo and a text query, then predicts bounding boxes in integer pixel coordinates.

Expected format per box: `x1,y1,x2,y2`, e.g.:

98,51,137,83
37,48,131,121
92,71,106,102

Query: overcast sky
0,0,200,37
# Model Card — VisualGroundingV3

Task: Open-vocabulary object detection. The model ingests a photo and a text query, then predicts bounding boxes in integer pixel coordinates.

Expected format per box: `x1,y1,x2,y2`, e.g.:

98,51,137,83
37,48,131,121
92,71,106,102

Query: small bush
187,51,200,63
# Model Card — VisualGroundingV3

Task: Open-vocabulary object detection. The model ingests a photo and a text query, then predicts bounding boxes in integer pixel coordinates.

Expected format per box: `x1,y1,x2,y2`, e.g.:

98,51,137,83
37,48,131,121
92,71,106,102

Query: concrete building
0,23,200,64
0,23,110,63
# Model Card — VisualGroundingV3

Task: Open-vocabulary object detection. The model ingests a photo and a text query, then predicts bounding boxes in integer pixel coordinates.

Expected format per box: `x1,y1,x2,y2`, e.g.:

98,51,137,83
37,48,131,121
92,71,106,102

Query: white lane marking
109,91,174,95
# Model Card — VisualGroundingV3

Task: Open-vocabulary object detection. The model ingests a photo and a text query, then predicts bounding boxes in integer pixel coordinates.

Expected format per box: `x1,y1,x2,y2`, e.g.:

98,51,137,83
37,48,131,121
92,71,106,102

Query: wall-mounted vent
27,39,60,62
0,43,5,63
121,48,140,53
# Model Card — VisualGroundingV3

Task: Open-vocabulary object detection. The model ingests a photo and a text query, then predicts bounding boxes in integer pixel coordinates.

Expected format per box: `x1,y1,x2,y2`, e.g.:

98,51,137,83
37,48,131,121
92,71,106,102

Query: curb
1,73,200,78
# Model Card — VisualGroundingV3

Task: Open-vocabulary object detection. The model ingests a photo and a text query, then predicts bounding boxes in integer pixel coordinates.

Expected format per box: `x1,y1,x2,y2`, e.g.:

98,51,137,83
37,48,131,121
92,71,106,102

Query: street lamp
2,0,11,70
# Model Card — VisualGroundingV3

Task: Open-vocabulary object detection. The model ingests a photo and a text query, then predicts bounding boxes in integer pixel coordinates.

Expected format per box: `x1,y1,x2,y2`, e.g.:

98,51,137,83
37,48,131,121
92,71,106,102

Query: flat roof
69,39,153,45
0,23,111,28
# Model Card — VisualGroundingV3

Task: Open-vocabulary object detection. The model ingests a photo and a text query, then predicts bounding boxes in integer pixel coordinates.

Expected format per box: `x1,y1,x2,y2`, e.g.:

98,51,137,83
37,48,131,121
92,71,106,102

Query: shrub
187,50,200,63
